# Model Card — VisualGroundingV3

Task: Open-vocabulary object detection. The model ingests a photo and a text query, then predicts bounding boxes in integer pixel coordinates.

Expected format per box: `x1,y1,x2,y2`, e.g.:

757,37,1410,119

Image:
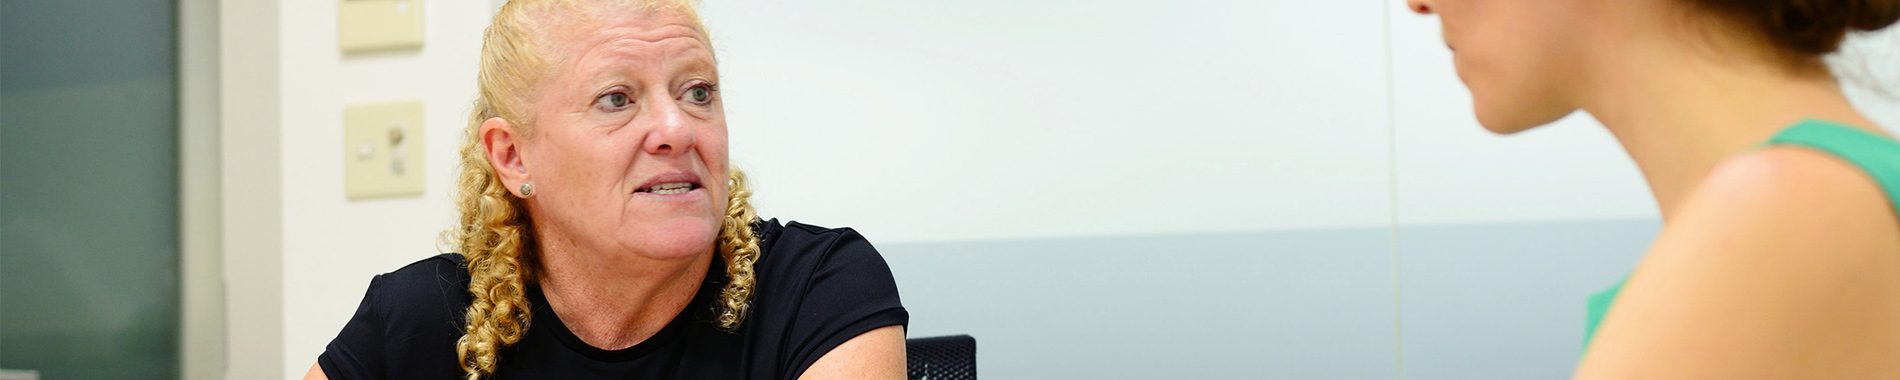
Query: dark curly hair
1690,0,1900,56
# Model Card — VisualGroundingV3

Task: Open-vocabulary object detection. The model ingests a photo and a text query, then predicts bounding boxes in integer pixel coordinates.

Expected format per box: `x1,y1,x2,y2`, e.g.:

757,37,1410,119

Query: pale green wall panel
1,0,180,378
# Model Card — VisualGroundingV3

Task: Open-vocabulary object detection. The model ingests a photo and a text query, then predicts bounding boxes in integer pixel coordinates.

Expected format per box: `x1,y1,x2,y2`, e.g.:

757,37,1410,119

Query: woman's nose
1406,0,1433,14
642,101,697,156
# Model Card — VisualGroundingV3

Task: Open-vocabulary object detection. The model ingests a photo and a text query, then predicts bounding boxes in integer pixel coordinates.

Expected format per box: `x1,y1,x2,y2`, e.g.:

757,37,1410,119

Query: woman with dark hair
1405,0,1900,377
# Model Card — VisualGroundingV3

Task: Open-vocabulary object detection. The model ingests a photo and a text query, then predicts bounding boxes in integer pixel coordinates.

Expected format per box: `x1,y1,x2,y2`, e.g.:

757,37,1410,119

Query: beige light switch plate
343,101,425,200
338,0,424,53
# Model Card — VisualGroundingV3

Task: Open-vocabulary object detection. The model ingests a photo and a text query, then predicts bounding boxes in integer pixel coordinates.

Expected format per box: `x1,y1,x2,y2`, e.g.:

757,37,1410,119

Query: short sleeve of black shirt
745,221,910,377
315,219,908,380
317,254,472,379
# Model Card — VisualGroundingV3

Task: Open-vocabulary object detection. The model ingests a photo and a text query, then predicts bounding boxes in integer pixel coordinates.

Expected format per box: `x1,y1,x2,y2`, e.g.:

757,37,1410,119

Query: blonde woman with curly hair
304,0,907,378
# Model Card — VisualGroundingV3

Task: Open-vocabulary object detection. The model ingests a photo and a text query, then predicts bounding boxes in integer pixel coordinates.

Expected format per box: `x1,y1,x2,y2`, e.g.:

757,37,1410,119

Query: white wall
219,0,283,377
274,1,492,378
1837,29,1900,131
706,1,1394,243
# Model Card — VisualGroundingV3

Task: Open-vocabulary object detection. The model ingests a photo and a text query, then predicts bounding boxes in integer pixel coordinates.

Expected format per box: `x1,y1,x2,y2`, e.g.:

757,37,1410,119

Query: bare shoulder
1673,146,1898,261
1703,145,1892,220
1675,146,1896,248
1576,148,1900,379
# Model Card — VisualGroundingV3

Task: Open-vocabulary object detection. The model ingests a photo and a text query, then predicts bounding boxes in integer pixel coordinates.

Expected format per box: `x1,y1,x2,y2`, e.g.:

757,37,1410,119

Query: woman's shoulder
1579,148,1900,376
754,219,889,279
1655,146,1900,269
743,219,907,376
360,253,474,330
748,218,902,304
318,254,472,379
764,219,869,249
374,253,473,299
379,253,471,286
1681,146,1898,245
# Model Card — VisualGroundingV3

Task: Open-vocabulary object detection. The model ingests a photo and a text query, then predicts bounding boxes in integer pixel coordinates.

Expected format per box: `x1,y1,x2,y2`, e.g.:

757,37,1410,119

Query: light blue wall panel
1398,219,1658,379
881,227,1397,380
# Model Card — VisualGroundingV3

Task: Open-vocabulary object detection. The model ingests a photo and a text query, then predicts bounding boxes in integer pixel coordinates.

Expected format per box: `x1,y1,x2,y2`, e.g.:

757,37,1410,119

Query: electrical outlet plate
338,0,424,53
343,101,426,200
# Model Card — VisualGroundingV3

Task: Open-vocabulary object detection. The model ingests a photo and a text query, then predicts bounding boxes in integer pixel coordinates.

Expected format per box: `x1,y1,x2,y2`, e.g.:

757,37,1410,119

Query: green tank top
1582,119,1900,349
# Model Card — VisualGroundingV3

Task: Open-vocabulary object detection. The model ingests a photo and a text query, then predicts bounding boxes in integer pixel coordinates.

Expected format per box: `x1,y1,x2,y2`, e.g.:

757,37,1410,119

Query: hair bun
1700,0,1900,56
1846,0,1900,31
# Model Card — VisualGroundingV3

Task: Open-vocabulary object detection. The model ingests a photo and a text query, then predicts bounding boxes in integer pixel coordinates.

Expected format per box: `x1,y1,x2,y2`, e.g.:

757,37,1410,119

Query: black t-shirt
317,219,908,380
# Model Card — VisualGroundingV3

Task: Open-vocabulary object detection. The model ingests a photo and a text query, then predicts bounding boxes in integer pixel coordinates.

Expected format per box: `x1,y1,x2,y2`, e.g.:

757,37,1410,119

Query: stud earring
520,182,535,198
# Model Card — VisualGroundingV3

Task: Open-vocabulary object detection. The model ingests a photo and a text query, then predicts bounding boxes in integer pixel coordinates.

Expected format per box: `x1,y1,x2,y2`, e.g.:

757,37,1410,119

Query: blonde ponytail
713,170,762,331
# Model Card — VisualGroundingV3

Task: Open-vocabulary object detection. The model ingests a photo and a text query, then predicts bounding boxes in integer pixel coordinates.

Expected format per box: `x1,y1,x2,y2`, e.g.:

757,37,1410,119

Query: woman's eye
595,92,632,110
685,85,713,104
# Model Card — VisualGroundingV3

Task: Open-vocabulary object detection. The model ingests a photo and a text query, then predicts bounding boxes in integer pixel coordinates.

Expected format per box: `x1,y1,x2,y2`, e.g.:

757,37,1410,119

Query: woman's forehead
547,9,707,55
547,12,712,74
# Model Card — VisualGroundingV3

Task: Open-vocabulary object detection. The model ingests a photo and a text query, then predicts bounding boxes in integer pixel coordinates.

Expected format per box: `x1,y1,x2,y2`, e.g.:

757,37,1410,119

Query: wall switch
343,101,425,200
339,0,424,53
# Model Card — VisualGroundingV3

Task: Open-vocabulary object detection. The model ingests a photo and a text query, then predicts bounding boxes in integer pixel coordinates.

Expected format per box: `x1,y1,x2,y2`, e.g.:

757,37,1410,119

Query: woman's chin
1471,85,1577,135
1474,102,1557,135
1477,118,1534,135
623,222,722,260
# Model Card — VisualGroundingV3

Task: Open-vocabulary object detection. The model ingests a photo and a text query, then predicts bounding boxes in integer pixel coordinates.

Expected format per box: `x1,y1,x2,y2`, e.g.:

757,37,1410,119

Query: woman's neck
534,233,712,350
1577,19,1877,222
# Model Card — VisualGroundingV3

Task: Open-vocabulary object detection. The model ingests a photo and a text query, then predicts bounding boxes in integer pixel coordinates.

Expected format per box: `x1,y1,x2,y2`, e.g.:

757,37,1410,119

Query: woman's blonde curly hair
445,0,760,379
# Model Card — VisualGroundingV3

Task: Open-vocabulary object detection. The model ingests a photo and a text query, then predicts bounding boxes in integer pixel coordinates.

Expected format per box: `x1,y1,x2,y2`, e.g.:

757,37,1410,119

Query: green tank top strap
1582,280,1623,349
1581,119,1900,352
1763,119,1900,216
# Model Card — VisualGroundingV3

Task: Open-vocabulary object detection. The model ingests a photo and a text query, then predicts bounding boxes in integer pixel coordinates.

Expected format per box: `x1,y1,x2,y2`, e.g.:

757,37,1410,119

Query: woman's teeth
642,182,694,195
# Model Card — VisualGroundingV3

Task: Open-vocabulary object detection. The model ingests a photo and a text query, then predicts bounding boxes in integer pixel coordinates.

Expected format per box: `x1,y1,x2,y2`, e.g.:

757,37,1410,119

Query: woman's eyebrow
664,46,717,77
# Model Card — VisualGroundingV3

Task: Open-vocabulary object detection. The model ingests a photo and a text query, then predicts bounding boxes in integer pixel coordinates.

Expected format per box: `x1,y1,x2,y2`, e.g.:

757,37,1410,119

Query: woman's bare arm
302,362,329,380
797,325,907,380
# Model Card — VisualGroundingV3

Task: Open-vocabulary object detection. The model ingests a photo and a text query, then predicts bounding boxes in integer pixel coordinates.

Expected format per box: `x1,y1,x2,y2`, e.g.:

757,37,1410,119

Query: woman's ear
480,117,531,197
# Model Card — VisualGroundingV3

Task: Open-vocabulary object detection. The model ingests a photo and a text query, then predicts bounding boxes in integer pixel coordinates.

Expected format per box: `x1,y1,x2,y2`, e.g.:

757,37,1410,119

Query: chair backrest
905,335,976,380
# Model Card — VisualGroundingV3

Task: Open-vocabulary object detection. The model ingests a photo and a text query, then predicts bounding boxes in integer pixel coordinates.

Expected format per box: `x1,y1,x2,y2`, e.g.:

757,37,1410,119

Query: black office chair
905,335,976,380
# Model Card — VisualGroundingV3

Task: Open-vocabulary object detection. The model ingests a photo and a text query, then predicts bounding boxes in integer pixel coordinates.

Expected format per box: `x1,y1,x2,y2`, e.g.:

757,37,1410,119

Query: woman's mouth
633,172,705,197
636,182,700,195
